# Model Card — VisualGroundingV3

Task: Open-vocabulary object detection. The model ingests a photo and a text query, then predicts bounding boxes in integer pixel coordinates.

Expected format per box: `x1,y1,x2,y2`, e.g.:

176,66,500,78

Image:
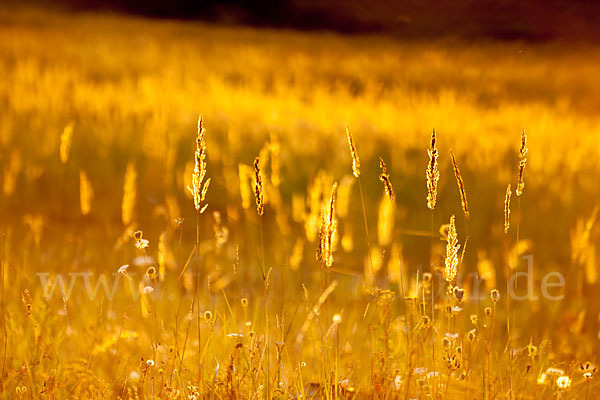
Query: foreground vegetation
1,7,600,399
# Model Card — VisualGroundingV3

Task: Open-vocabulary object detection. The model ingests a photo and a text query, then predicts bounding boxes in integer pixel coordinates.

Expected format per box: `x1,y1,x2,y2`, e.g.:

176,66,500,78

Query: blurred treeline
8,0,600,41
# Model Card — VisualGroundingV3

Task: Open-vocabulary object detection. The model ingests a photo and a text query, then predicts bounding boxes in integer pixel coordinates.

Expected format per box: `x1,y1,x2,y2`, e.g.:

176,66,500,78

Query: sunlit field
2,6,600,399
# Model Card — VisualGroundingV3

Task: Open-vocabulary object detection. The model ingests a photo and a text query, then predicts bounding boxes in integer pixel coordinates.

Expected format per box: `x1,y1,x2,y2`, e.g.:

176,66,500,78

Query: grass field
2,6,600,399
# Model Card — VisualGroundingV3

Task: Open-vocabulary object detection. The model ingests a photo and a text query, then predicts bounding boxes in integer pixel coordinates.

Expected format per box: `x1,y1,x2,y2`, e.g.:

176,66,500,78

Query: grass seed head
188,115,209,213
516,129,528,196
378,157,395,201
450,150,470,220
253,157,264,216
346,126,360,178
504,184,512,234
444,215,460,283
426,129,440,211
317,182,338,267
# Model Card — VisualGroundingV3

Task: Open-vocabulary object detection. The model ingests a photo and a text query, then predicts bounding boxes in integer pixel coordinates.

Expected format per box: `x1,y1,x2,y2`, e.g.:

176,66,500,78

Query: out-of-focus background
2,0,599,274
2,0,600,397
11,0,600,40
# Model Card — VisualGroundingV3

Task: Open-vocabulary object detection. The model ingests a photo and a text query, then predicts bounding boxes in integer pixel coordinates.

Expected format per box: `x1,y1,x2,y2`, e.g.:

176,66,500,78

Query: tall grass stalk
358,178,374,278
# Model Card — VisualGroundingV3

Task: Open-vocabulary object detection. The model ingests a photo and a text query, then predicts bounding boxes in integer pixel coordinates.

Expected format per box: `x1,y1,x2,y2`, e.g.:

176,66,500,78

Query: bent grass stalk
346,126,374,281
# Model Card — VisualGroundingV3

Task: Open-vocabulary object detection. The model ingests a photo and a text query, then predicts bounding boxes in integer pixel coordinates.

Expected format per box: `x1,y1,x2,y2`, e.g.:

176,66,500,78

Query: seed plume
450,150,470,220
378,157,395,201
187,115,210,214
426,129,440,211
444,215,460,283
504,184,512,234
346,126,360,178
516,129,528,197
254,157,264,216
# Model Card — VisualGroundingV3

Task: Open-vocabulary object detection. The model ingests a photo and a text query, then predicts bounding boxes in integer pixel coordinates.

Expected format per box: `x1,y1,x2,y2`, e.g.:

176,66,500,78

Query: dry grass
1,6,600,399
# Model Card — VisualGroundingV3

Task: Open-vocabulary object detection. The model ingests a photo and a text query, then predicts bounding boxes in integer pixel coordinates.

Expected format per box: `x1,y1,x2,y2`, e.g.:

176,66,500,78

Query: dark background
8,0,600,40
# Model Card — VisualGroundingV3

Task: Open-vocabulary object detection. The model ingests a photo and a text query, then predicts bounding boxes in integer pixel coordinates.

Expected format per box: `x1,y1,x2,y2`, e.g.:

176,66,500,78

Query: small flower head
537,373,547,385
240,298,248,308
556,375,571,389
135,238,150,250
580,362,597,381
442,337,451,348
484,307,492,317
546,367,565,376
204,310,213,321
526,343,538,358
490,289,500,303
443,352,461,370
146,266,157,280
453,287,465,302
422,272,432,285
467,329,477,342
141,286,154,295
421,315,432,329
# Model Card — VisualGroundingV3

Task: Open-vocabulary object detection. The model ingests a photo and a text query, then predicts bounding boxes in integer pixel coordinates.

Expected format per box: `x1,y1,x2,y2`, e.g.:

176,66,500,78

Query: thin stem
508,196,522,398
259,216,270,400
180,211,202,377
358,177,374,280
430,210,435,396
586,381,590,400
171,220,184,385
259,216,266,276
1,232,6,385
196,211,202,383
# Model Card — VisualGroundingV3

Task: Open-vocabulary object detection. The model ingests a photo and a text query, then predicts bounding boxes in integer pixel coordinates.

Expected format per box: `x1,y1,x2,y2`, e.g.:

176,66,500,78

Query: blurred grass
2,7,599,268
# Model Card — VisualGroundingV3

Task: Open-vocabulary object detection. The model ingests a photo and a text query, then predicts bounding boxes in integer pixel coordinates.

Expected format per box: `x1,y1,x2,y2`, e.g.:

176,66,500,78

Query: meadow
1,6,600,399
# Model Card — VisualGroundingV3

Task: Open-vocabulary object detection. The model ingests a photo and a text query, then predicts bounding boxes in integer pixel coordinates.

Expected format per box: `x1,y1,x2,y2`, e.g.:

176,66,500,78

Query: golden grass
426,130,439,211
1,6,600,399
